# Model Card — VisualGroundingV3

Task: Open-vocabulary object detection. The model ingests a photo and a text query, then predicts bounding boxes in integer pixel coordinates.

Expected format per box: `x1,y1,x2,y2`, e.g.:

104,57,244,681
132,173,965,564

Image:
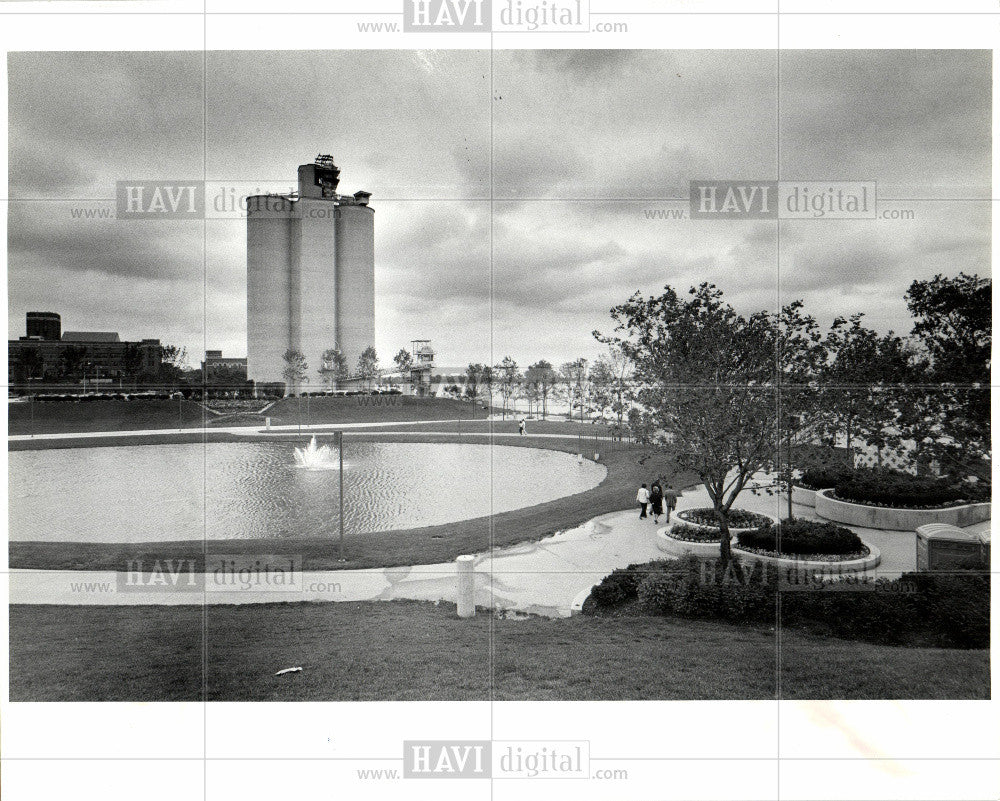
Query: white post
265,416,271,431
456,555,475,618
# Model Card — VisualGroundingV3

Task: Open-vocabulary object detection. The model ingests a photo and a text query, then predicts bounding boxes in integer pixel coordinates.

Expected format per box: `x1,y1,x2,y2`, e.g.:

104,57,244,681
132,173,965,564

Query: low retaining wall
733,538,881,574
672,510,778,535
791,485,819,508
815,489,991,532
656,526,728,558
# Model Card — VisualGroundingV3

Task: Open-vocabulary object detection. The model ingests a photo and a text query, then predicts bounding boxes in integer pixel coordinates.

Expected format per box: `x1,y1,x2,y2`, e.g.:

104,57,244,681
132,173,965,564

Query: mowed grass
8,396,490,436
9,601,988,701
8,398,210,435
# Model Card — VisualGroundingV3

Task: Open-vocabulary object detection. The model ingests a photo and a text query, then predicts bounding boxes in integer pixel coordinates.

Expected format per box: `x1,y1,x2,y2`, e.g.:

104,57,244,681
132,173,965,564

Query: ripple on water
8,441,607,543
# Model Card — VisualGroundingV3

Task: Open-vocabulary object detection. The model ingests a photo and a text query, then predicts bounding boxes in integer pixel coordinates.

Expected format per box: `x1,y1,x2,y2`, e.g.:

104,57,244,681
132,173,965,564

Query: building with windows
7,312,162,386
246,155,375,393
201,350,248,378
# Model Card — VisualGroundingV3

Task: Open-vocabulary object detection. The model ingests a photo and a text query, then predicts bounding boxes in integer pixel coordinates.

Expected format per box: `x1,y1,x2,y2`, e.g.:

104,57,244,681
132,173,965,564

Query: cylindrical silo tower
245,157,374,394
335,195,376,370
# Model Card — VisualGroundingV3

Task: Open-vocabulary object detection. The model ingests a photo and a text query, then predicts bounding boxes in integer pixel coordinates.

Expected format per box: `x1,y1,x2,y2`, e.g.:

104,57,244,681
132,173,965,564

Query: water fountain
293,436,341,470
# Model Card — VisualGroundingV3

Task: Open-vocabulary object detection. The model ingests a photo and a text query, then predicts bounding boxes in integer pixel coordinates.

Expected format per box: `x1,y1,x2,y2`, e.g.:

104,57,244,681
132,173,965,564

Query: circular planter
732,538,881,573
656,525,729,557
791,485,820,508
815,489,991,531
673,509,777,535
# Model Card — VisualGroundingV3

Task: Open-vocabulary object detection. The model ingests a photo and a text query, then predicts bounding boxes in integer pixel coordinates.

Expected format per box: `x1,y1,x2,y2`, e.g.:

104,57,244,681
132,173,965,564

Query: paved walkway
10,481,968,616
7,418,586,444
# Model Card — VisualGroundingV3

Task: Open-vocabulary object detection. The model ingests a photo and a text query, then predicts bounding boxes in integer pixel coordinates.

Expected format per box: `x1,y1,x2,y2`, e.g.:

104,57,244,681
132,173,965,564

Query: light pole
295,375,311,435
337,429,346,562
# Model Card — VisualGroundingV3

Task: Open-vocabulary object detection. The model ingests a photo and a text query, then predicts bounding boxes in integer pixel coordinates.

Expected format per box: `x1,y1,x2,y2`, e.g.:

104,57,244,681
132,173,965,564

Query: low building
201,350,248,378
7,312,163,388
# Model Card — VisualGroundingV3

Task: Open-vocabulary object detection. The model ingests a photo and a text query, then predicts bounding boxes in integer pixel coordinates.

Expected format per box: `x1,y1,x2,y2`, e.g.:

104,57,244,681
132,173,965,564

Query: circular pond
8,441,607,543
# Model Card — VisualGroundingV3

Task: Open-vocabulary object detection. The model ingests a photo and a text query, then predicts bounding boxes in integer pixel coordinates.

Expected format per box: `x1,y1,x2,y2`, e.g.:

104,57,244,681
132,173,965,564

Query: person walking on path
662,483,679,522
518,416,526,436
636,483,650,519
649,481,664,523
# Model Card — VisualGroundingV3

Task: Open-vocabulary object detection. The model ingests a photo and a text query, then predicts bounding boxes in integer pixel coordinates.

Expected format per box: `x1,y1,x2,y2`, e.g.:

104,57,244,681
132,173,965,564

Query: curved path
8,481,935,616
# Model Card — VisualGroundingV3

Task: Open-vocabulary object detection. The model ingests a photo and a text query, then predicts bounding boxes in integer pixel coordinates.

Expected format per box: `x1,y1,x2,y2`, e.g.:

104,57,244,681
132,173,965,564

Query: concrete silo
246,156,374,393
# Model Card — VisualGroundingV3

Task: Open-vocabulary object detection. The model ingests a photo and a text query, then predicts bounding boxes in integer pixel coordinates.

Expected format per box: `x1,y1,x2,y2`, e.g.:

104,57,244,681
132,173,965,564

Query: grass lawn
10,433,691,572
7,396,492,436
8,398,210,435
9,601,988,701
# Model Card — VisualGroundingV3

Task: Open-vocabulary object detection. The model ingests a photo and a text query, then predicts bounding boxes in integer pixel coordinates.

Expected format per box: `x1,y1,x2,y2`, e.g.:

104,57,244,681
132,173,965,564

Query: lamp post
337,429,346,562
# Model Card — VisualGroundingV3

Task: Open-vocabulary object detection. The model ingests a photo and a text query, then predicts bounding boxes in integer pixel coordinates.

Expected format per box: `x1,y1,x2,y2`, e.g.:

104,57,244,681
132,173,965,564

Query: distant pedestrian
649,481,664,523
662,483,679,522
518,416,526,436
636,483,650,519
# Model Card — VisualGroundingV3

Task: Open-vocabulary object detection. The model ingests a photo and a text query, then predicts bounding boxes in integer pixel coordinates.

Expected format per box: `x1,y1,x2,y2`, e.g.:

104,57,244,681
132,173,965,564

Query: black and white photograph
1,4,996,801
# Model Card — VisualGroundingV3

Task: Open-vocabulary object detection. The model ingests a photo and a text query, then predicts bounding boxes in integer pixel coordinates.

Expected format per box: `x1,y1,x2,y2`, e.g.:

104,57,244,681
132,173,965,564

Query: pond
8,441,606,543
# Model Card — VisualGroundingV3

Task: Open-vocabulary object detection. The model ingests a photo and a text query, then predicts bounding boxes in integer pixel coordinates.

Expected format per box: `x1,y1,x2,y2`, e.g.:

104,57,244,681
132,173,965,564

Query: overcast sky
7,49,991,369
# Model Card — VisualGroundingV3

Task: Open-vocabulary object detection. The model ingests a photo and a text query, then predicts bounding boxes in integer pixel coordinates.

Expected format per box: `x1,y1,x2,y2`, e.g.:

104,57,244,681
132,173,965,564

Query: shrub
676,507,773,530
637,555,776,623
667,522,722,543
834,468,964,508
737,518,863,556
588,560,675,608
798,464,854,490
618,556,989,649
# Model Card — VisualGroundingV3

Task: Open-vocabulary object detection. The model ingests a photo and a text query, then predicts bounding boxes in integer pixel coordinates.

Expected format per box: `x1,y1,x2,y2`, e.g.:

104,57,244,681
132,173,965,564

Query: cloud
7,49,991,367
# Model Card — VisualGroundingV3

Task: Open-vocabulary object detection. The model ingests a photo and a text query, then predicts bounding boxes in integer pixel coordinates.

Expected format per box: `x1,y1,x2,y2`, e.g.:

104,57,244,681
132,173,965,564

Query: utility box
915,524,989,572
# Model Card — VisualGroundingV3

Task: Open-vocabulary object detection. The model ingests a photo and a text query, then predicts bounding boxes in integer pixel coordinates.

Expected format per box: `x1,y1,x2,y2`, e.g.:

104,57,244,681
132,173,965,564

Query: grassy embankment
7,395,494,436
9,601,988,701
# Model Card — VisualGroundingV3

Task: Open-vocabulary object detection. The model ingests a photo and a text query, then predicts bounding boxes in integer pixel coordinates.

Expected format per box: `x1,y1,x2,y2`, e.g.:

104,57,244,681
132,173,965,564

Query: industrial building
246,155,375,393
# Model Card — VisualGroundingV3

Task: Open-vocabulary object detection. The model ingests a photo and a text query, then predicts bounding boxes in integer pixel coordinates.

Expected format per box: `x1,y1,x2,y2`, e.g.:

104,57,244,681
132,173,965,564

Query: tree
18,347,44,381
819,314,911,468
900,273,990,485
393,348,413,380
524,360,558,419
121,343,144,384
59,345,89,381
588,344,633,435
496,356,520,419
559,358,589,422
281,349,308,396
904,272,989,383
775,301,829,519
318,347,349,389
356,346,381,390
158,345,189,386
469,364,494,410
597,283,781,566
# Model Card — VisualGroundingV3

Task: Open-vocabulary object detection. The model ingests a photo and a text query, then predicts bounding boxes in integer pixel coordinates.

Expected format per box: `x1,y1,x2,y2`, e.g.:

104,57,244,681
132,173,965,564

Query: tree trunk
717,513,732,567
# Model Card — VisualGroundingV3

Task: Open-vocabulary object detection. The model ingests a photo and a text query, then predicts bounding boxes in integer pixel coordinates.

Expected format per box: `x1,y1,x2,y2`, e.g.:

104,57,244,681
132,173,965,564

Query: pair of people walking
636,480,678,523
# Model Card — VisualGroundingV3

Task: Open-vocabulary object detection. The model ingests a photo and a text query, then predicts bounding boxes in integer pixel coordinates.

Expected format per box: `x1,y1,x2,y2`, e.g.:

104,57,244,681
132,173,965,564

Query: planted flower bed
667,522,723,543
676,507,774,531
736,518,867,560
796,465,855,491
833,469,966,509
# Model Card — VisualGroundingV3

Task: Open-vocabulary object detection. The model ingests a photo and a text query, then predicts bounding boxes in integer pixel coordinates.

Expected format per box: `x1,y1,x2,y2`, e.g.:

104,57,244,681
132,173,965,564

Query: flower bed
667,521,723,543
676,507,773,531
815,489,991,531
833,469,966,509
737,519,863,557
797,465,855,491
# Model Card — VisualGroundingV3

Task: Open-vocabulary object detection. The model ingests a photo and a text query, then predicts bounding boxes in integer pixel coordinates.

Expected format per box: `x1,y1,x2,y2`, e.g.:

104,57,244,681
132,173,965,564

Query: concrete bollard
456,554,475,618
265,417,271,431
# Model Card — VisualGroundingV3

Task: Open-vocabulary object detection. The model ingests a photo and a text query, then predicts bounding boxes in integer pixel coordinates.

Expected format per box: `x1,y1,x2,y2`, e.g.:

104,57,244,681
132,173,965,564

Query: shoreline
9,428,695,572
